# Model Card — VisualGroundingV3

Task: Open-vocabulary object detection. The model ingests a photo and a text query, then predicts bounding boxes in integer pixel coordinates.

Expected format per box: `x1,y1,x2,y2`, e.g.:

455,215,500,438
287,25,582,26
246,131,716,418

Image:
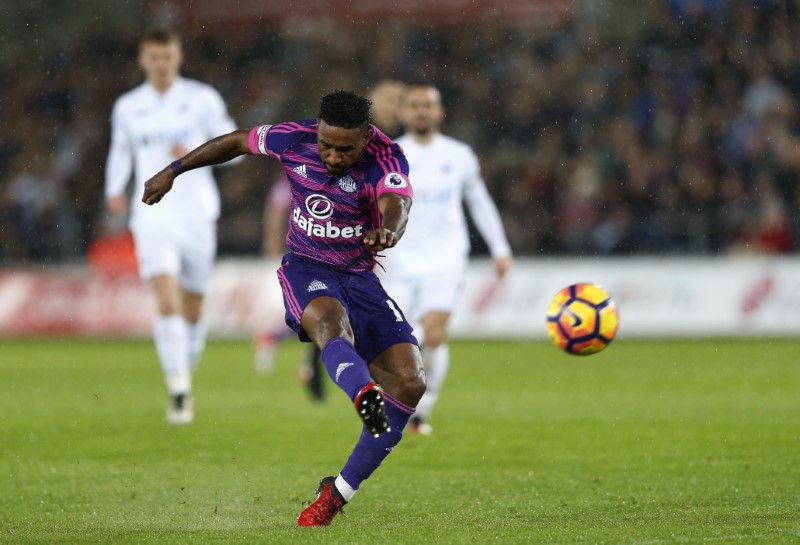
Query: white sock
335,474,356,502
154,314,191,395
185,319,207,372
415,343,450,421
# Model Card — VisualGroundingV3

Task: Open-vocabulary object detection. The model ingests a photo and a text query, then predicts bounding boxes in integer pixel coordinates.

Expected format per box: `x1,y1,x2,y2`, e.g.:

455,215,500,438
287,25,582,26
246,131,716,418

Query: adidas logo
307,279,328,292
292,164,308,178
335,362,354,383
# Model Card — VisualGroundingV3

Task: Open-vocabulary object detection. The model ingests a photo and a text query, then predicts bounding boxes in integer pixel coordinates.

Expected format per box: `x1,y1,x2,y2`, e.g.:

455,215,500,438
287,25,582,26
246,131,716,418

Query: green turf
0,338,798,544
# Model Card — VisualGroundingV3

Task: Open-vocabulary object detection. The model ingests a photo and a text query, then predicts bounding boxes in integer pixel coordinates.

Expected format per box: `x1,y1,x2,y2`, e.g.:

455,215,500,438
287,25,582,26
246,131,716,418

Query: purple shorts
276,253,418,363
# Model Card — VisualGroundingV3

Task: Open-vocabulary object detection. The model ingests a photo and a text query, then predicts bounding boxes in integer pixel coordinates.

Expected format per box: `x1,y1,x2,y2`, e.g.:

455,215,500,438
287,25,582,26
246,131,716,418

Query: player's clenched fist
364,228,399,252
142,168,175,205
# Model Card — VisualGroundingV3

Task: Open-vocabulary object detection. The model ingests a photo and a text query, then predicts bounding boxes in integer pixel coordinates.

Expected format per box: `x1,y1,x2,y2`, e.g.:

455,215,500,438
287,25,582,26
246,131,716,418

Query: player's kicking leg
277,257,424,526
323,337,391,436
298,341,424,526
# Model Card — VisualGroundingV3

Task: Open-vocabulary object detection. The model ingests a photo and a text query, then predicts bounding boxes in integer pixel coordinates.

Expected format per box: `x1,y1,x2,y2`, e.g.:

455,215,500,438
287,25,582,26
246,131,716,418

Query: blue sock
321,337,372,401
339,393,415,491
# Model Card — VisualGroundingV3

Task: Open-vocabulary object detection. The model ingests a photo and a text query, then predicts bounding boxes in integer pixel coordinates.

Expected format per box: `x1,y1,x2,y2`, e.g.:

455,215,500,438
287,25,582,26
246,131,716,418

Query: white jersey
105,77,237,228
381,133,511,276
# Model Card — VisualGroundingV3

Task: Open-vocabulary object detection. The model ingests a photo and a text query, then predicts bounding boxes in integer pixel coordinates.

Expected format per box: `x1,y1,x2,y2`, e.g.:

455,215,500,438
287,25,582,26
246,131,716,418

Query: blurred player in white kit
379,83,513,435
104,29,240,425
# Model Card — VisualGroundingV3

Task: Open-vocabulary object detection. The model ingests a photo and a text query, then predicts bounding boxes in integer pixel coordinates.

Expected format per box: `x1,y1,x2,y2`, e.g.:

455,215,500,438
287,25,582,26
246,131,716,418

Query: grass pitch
0,337,798,544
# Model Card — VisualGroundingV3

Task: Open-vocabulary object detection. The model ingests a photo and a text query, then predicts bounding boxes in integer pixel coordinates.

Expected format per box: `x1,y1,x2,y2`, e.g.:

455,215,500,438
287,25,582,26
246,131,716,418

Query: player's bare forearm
364,194,411,251
177,129,251,171
379,193,411,238
142,129,251,205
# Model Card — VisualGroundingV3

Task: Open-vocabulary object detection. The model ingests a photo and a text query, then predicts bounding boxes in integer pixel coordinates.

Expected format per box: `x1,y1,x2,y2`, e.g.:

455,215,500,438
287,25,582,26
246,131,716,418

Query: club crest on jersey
338,175,357,193
383,172,408,189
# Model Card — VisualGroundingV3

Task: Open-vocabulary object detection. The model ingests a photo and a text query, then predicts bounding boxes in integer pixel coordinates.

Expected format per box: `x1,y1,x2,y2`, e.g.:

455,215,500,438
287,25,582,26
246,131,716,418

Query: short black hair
318,90,372,132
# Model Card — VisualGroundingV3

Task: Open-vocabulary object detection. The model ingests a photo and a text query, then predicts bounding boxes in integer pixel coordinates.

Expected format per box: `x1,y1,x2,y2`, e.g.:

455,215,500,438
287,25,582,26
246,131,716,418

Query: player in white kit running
379,83,513,435
104,30,239,425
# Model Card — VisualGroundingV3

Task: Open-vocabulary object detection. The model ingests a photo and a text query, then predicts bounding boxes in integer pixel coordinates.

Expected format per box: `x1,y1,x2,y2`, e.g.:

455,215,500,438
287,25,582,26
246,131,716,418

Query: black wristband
170,160,184,176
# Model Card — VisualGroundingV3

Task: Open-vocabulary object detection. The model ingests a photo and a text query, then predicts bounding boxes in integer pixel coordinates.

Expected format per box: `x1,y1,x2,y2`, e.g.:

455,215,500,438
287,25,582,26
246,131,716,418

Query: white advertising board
450,257,800,338
1,257,799,338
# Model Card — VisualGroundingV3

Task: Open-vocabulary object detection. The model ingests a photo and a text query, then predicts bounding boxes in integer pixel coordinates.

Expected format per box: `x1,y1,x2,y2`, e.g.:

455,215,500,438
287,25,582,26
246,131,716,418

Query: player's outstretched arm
364,193,411,251
142,129,252,205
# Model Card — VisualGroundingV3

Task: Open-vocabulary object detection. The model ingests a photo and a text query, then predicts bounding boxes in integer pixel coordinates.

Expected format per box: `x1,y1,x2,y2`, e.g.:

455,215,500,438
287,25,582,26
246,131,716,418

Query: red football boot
297,476,347,527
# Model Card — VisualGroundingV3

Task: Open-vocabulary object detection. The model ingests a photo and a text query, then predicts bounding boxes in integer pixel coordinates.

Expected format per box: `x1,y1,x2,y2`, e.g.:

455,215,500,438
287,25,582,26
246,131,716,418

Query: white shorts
380,266,465,323
131,219,216,294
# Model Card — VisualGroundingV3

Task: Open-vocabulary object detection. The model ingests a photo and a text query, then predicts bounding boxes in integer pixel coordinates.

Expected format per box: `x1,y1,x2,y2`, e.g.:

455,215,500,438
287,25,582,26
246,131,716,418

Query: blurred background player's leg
252,326,293,374
298,344,325,400
131,224,198,426
253,330,277,374
410,311,450,435
405,270,463,435
150,274,194,425
182,289,206,371
254,172,293,374
144,219,216,426
257,339,324,399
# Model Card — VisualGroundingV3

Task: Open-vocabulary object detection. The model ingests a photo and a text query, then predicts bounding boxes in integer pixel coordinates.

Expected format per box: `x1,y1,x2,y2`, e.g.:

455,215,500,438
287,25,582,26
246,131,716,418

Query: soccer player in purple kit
141,90,425,527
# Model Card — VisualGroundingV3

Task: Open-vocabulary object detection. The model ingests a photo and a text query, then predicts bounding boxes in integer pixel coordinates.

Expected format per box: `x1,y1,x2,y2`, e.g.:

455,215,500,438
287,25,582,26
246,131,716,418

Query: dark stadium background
3,0,799,264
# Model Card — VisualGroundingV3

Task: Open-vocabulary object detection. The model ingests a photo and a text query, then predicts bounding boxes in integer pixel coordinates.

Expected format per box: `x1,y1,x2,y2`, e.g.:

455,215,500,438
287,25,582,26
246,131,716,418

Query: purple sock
339,393,415,490
321,337,372,401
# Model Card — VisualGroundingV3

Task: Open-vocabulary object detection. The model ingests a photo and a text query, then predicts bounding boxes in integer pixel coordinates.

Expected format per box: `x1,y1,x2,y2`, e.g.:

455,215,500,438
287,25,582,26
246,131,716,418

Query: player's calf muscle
380,367,425,406
370,344,426,405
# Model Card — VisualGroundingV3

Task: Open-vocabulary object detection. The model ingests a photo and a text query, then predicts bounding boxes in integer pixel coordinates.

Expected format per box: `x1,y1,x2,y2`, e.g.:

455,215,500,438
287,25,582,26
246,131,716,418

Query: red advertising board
0,270,153,337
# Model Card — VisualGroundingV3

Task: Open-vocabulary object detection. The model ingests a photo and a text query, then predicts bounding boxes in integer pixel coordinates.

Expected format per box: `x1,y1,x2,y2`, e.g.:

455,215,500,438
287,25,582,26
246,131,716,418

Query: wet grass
1,338,798,544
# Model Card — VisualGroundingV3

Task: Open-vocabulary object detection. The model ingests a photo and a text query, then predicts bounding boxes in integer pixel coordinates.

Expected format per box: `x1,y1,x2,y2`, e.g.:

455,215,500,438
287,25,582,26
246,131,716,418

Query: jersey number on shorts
385,299,404,322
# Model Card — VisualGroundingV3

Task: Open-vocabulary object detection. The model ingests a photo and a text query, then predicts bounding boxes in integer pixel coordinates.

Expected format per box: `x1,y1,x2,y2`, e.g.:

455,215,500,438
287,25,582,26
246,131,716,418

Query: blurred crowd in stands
2,0,800,264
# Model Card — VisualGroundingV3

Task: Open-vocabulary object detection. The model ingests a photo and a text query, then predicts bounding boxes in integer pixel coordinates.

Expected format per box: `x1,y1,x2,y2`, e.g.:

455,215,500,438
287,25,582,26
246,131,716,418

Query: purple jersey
248,120,413,272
